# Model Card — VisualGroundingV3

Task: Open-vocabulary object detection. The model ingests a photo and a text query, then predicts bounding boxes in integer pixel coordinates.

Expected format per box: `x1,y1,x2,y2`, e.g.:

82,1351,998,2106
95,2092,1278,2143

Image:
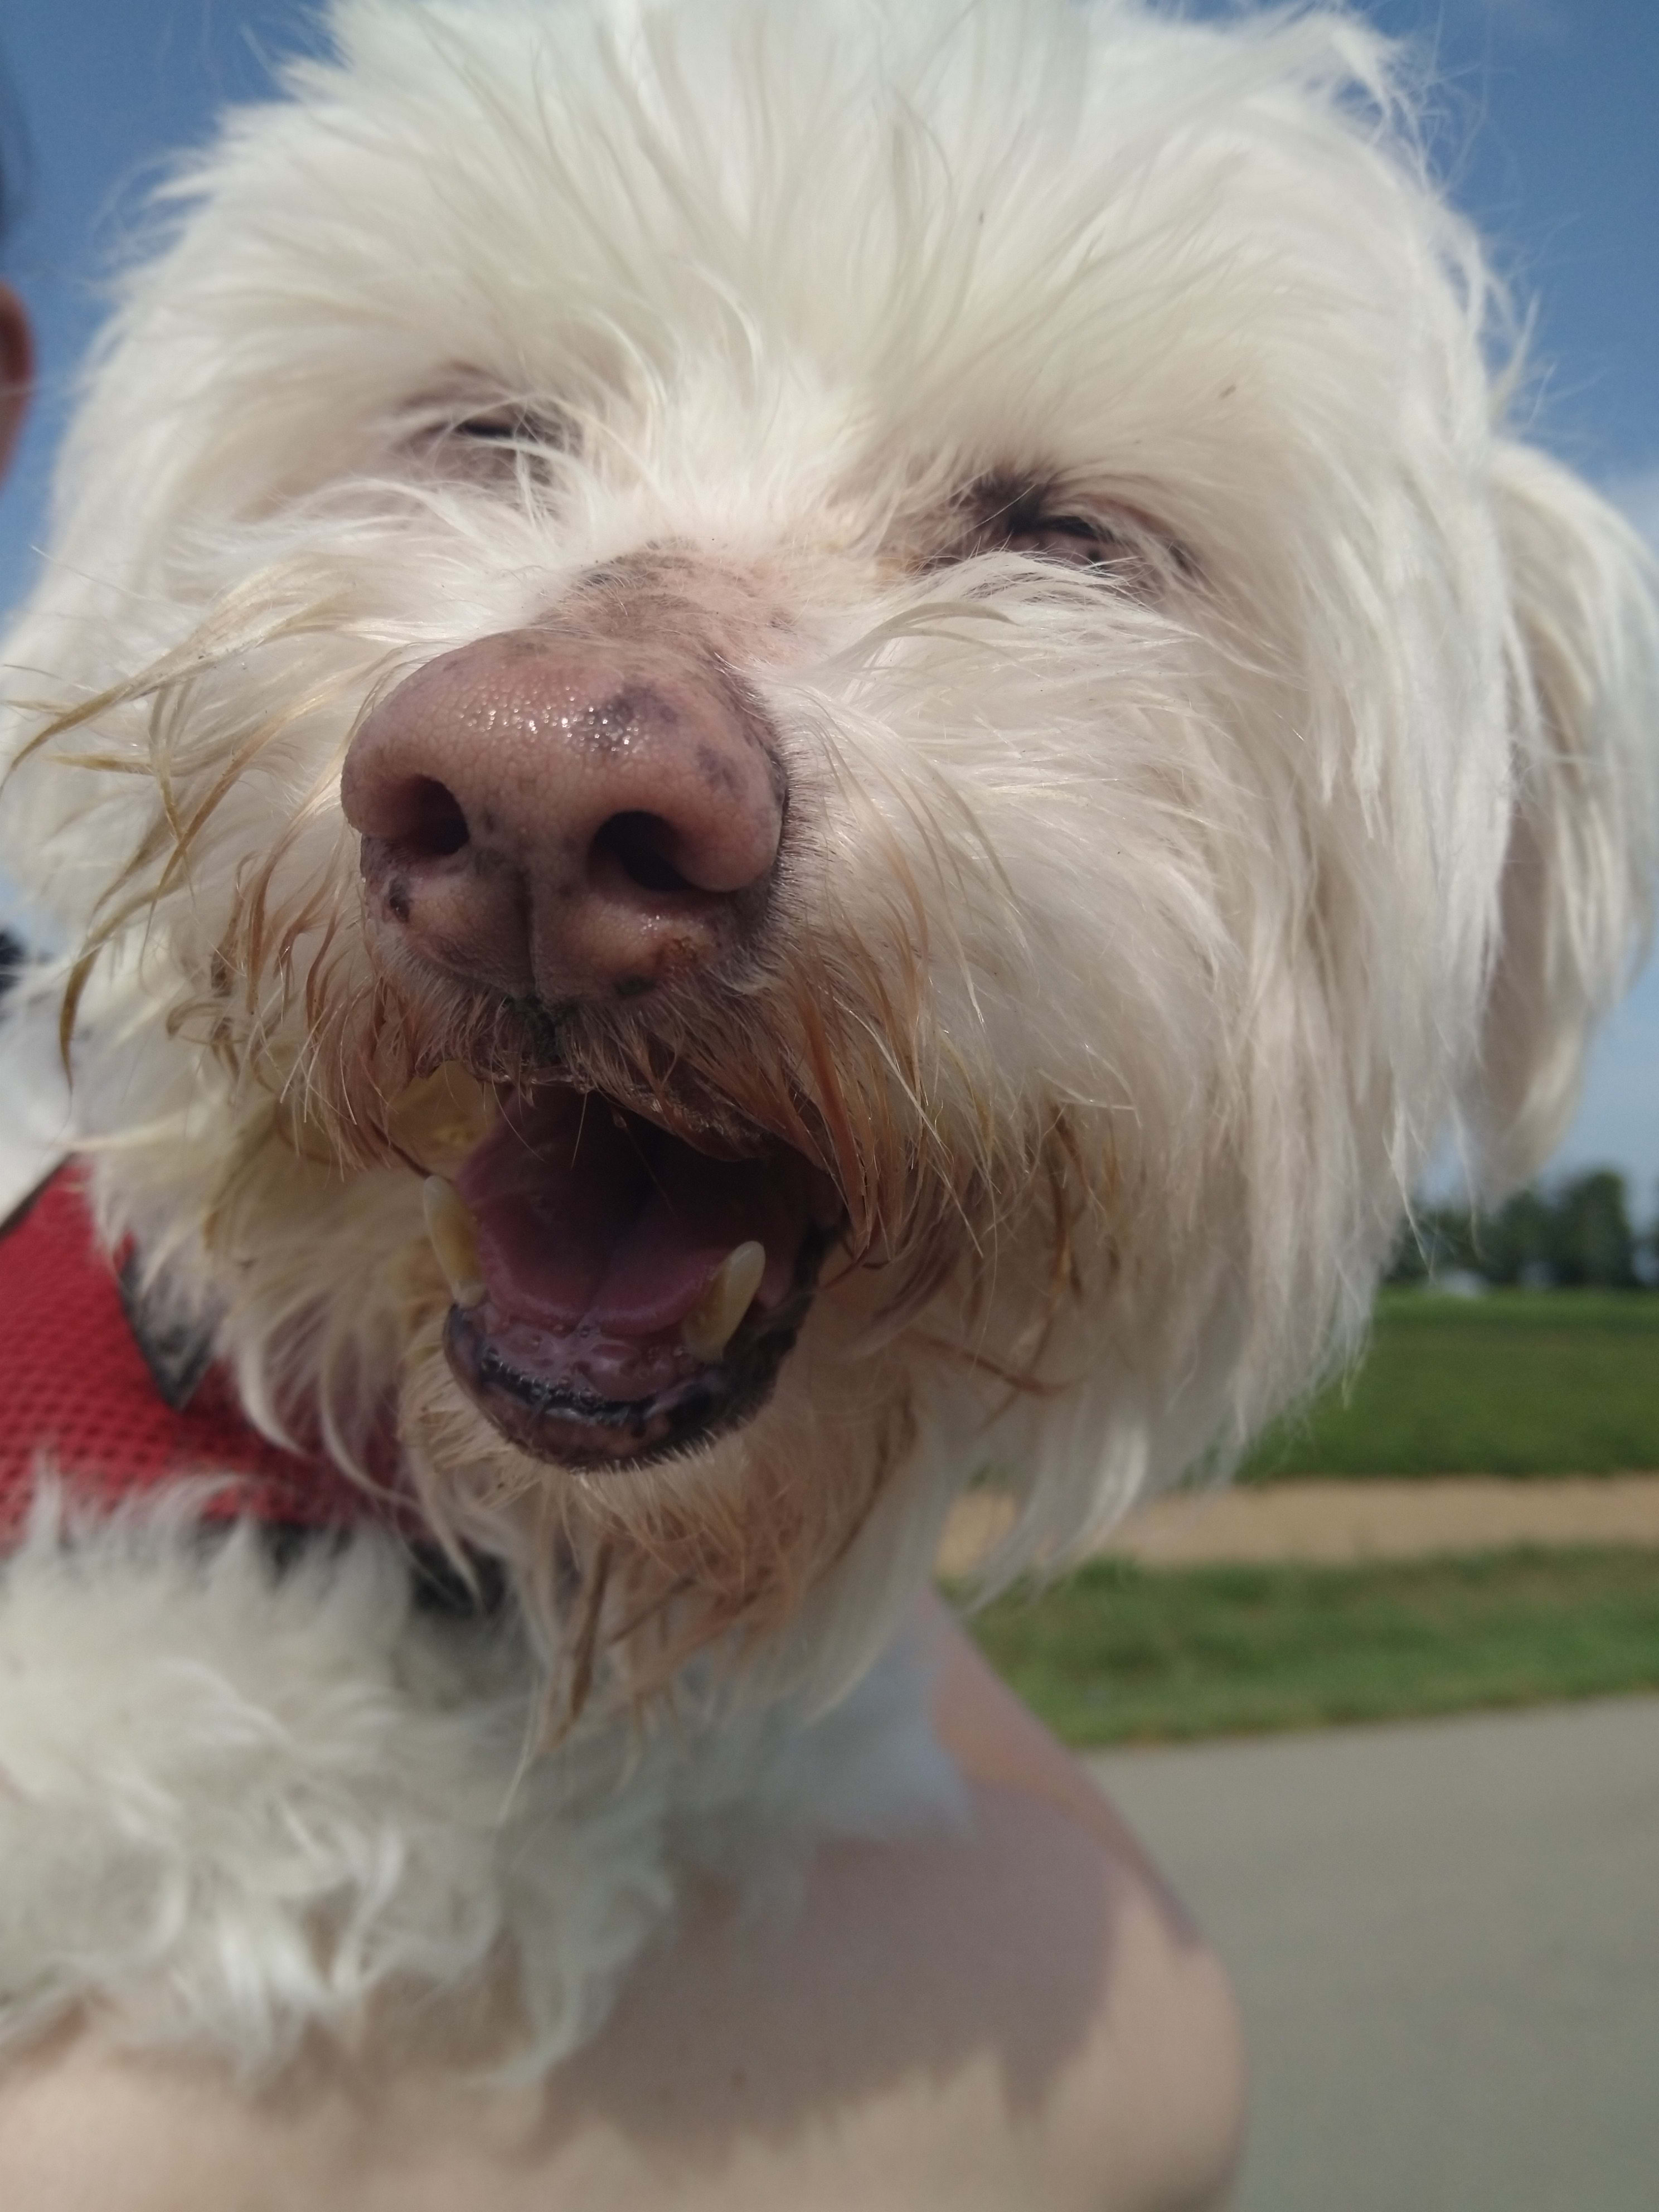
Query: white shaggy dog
0,0,1653,2199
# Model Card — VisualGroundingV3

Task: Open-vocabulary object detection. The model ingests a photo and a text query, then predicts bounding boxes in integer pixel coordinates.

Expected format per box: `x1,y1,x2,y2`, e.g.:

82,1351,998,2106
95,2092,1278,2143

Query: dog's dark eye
449,407,564,449
940,475,1192,594
1001,513,1131,569
401,391,576,474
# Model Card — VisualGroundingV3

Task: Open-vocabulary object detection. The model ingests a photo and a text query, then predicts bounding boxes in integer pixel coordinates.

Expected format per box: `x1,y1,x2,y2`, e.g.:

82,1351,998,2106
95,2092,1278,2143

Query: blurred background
1,4,1656,2208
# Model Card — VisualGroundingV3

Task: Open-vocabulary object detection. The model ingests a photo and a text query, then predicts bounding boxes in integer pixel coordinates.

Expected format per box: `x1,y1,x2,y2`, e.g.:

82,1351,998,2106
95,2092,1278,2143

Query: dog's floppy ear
1468,445,1659,1194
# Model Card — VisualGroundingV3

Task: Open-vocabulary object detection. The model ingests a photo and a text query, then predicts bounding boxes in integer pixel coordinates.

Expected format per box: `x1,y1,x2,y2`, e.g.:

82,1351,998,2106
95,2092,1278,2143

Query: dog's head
3,0,1654,1700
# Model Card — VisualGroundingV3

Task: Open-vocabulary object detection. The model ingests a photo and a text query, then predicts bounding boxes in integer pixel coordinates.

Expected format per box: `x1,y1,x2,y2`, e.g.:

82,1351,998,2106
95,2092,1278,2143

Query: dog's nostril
594,811,694,896
399,777,469,860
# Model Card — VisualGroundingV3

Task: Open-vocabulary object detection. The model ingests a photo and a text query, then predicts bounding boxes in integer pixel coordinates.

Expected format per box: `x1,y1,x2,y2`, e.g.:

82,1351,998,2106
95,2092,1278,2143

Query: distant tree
1476,1187,1555,1286
1641,1185,1659,1287
1384,1169,1644,1290
1382,1219,1430,1285
1549,1170,1637,1288
1385,1202,1481,1284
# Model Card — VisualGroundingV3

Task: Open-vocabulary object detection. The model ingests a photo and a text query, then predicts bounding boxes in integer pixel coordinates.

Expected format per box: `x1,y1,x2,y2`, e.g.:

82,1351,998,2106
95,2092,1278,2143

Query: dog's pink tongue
454,1093,808,1337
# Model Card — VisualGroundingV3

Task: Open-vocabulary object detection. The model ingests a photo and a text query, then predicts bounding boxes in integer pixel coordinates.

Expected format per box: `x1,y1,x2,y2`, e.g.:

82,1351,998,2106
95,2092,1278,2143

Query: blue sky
1,0,1656,1191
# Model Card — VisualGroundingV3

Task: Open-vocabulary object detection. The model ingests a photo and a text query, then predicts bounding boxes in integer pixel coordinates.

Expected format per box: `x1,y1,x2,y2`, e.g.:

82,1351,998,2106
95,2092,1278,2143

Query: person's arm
925,1593,1249,2210
925,1593,1180,1890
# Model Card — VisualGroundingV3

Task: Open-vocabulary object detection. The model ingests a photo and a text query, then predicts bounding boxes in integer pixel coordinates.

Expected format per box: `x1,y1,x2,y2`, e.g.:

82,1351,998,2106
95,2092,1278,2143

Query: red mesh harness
0,1164,390,1542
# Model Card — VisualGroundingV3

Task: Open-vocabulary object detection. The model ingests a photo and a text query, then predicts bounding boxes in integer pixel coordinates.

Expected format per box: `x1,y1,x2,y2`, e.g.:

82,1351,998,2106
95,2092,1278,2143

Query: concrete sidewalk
1090,1696,1659,2212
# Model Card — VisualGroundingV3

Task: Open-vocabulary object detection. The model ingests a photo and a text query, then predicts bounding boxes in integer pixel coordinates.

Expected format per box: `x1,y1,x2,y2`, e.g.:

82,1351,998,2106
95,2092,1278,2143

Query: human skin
0,1604,1245,2212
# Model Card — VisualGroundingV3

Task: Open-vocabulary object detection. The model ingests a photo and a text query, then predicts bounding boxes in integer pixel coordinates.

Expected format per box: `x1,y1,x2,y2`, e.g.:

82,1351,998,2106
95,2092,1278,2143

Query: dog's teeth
423,1176,486,1310
681,1241,767,1364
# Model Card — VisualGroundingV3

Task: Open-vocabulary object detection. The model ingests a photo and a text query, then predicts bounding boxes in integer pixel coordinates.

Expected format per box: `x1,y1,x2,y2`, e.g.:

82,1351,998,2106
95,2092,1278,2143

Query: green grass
966,1548,1659,1745
1242,1290,1659,1478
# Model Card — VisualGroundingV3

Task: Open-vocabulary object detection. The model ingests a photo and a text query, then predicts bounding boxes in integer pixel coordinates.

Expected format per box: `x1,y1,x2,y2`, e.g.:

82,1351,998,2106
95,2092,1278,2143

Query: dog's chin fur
1,0,1656,2077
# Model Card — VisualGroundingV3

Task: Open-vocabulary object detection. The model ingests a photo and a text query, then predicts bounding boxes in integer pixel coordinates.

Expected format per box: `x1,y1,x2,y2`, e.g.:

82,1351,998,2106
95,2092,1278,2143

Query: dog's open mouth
428,1090,841,1468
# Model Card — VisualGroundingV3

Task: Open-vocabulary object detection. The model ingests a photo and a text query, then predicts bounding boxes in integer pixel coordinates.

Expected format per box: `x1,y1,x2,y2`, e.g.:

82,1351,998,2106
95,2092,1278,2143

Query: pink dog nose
341,631,785,1002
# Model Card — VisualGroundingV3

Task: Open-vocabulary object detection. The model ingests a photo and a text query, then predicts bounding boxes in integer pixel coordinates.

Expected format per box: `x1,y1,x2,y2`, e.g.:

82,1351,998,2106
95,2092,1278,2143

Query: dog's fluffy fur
0,0,1655,2075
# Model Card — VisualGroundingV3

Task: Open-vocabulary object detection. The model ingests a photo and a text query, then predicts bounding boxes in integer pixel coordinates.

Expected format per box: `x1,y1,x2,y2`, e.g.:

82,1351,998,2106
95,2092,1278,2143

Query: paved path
939,1474,1659,1573
1090,1697,1659,2212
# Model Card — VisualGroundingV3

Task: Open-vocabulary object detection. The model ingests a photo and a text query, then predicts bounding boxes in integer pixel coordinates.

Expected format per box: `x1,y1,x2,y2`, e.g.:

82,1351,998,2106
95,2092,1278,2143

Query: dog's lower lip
442,1275,820,1468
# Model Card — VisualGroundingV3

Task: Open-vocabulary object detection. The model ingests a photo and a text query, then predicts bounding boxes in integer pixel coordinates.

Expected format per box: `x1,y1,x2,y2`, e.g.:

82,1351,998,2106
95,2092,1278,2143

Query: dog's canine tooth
681,1242,767,1364
423,1176,486,1309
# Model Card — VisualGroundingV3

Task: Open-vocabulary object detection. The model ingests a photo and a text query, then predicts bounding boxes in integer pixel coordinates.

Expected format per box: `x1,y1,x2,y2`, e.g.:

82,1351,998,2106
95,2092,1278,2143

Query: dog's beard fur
3,0,1656,1725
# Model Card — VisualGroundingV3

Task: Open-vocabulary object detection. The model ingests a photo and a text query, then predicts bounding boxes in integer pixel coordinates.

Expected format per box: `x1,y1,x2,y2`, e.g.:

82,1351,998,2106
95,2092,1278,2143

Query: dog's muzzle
343,626,831,1468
